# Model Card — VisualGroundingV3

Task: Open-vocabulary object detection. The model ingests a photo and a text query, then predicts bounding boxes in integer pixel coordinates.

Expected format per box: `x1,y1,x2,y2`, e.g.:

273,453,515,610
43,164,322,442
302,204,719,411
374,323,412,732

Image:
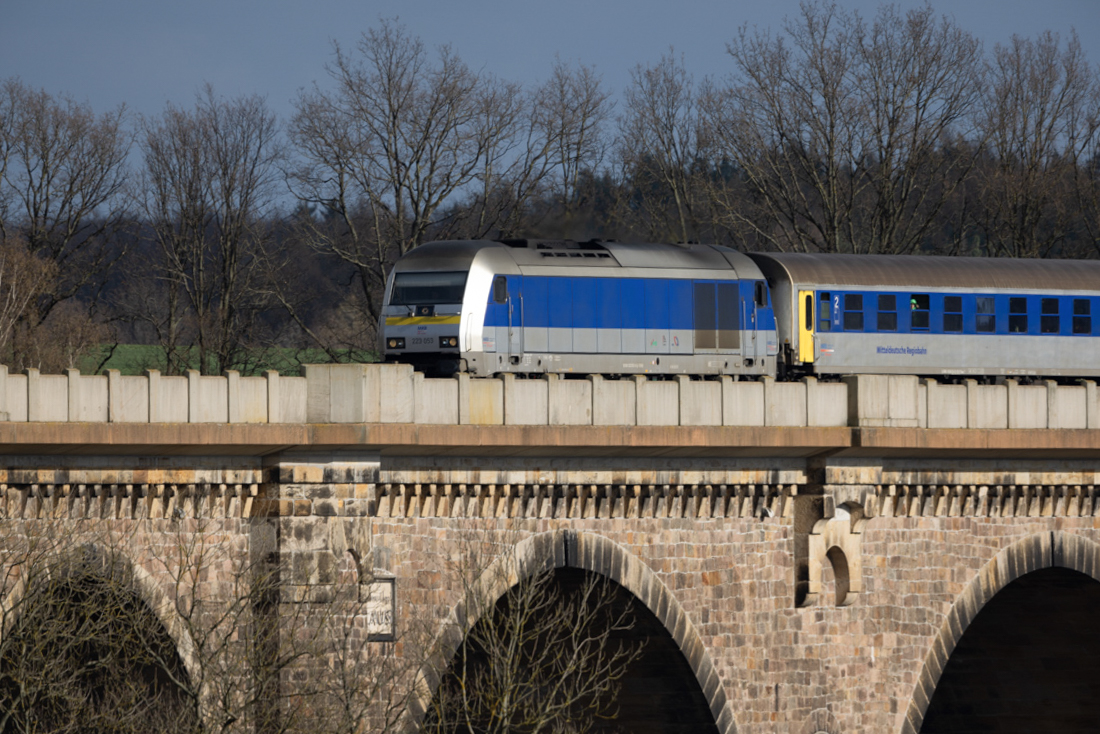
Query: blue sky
2,0,1099,121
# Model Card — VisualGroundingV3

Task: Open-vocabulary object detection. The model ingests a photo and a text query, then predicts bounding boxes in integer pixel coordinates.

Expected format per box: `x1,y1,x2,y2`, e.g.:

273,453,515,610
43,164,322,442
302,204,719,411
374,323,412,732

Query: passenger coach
751,252,1100,379
380,239,778,377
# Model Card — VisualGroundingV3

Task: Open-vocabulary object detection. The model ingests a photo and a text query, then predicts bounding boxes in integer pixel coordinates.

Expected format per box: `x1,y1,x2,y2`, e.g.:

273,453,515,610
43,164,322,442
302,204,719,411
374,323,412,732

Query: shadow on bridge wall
901,531,1100,734
409,529,739,734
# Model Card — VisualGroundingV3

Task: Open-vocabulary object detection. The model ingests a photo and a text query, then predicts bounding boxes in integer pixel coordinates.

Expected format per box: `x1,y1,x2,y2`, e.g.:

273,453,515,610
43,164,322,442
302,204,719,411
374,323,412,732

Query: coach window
818,292,831,332
492,276,508,304
1074,299,1092,334
844,294,864,331
1041,298,1060,334
976,297,996,333
1009,297,1028,333
877,294,897,331
943,296,963,333
909,294,930,330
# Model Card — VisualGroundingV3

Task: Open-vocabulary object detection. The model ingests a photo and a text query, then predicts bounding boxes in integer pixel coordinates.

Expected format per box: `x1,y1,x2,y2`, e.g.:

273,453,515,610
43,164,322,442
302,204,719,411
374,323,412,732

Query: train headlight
387,337,405,349
439,336,458,348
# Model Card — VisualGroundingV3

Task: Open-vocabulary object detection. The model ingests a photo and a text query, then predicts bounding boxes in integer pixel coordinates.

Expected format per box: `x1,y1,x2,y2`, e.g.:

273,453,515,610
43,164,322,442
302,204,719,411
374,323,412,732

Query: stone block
1050,382,1087,429
414,374,459,424
763,377,806,427
968,381,1007,429
637,376,678,426
502,374,548,425
458,373,503,425
547,374,591,425
590,375,635,425
805,377,847,427
925,380,966,429
677,376,721,426
1007,381,1047,429
721,377,764,426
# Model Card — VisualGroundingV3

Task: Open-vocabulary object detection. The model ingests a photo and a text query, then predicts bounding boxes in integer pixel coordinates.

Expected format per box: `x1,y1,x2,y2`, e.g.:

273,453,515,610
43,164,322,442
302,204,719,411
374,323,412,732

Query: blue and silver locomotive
380,239,1100,380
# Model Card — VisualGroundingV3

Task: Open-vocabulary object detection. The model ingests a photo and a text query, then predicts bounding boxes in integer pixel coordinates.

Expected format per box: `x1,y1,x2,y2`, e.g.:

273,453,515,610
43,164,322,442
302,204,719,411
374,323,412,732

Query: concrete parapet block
457,373,503,425
589,375,636,425
967,380,1007,429
106,369,121,422
27,369,67,422
26,368,40,422
1050,381,1087,430
226,370,241,423
265,370,280,422
147,369,162,422
677,376,721,426
280,377,306,423
721,377,764,426
637,376,678,426
304,363,415,423
237,376,268,423
1083,380,1099,429
924,379,966,428
763,377,807,427
377,363,414,423
547,374,591,425
0,365,7,421
67,368,80,421
805,377,847,427
844,374,918,427
187,370,200,423
413,373,459,424
1007,380,1047,429
502,374,548,425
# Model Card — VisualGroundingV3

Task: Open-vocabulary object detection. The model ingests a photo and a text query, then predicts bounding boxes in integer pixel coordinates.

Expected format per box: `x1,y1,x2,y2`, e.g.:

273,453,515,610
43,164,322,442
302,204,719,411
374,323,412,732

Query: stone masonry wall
3,452,1100,733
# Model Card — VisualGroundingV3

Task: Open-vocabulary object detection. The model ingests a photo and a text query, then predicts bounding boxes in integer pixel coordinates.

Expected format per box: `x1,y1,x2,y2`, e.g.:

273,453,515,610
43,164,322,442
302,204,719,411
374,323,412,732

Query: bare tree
618,52,709,244
0,522,195,734
0,78,130,318
422,527,642,734
708,2,983,254
289,20,503,326
973,31,1100,258
537,60,614,218
136,86,285,375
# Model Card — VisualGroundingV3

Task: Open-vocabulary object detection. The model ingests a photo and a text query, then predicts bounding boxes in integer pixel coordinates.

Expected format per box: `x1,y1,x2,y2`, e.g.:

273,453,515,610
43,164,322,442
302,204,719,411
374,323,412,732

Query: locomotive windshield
390,271,467,305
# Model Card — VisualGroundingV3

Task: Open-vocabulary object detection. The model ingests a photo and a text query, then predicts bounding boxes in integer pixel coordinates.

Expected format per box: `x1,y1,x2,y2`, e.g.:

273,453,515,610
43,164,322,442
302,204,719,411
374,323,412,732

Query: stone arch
0,540,202,713
800,707,842,734
412,529,739,734
900,531,1100,734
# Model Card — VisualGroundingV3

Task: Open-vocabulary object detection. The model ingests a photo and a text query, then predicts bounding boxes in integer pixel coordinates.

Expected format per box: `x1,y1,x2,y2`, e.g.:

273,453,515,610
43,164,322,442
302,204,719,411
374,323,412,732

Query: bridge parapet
0,363,1096,430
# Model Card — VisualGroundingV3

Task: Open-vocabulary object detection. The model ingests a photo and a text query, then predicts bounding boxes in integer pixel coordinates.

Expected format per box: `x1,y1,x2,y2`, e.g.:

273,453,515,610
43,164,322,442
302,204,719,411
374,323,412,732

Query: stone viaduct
1,363,1099,733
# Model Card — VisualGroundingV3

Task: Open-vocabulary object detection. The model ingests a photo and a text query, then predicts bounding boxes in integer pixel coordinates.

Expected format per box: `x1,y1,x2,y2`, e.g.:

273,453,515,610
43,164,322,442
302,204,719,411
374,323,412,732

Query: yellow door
798,290,815,363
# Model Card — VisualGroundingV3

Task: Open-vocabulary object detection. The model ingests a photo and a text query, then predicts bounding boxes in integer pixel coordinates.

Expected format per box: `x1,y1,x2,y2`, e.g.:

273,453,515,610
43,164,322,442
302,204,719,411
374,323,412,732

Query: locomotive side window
818,292,831,332
754,281,767,307
943,296,963,333
843,294,863,331
1041,298,1060,334
976,297,996,333
1074,299,1092,334
492,275,508,304
877,294,897,331
909,294,930,330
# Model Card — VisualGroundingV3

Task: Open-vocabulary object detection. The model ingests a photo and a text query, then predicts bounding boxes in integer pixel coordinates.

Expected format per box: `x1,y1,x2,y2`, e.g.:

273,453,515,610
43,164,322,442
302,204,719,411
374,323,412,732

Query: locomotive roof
749,252,1100,292
395,239,765,275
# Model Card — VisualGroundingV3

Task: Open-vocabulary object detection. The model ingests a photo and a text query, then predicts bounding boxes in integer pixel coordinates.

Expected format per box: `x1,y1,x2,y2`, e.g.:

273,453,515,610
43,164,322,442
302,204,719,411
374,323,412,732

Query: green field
86,345,377,376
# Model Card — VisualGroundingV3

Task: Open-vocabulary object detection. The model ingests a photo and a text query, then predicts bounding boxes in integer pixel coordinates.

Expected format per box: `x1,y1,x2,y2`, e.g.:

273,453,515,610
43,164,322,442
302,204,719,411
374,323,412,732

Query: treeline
1,3,1099,375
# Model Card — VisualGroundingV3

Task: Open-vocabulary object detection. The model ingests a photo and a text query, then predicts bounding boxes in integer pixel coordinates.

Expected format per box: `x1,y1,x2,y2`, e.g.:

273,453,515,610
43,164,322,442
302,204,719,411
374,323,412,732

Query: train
379,238,1100,381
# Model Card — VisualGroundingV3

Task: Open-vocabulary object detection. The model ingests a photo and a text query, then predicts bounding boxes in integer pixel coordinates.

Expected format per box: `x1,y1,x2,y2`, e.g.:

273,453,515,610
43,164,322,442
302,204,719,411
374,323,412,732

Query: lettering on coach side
876,346,928,356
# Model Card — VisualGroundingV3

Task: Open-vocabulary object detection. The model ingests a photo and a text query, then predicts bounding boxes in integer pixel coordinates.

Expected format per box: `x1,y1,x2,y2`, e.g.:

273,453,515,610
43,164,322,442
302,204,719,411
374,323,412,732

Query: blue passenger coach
381,239,778,377
749,252,1100,378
